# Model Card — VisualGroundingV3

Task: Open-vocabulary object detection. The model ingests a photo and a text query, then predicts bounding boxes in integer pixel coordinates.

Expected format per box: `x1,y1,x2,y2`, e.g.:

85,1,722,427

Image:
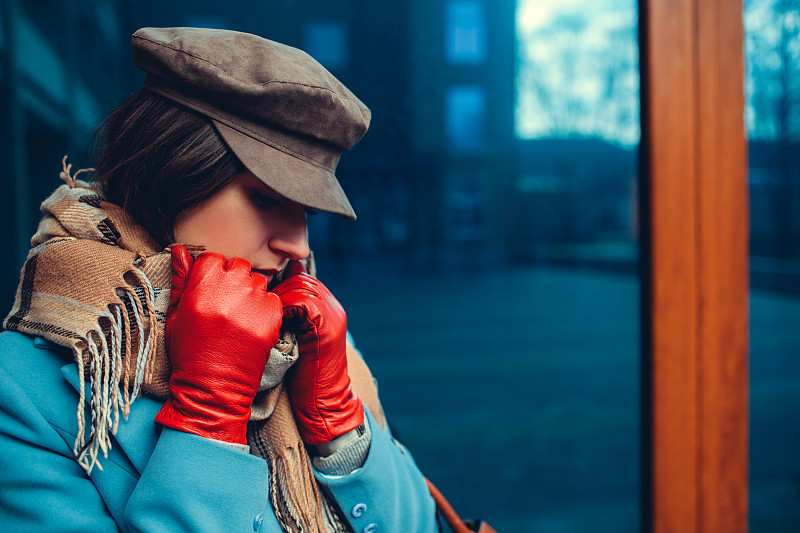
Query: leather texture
155,245,282,444
272,261,365,445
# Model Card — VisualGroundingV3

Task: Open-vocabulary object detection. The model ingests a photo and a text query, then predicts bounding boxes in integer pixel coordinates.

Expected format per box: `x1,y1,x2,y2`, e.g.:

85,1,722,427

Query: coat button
362,524,378,533
351,503,367,518
253,511,263,531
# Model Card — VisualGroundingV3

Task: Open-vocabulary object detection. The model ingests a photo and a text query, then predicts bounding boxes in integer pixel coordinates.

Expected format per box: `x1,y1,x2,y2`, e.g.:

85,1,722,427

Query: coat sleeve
124,428,279,533
0,331,438,533
312,335,439,533
0,333,285,533
313,407,439,533
0,363,285,533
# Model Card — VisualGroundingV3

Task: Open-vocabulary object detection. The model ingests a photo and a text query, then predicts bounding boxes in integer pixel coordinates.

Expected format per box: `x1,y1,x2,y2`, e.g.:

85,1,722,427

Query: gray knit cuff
312,421,372,475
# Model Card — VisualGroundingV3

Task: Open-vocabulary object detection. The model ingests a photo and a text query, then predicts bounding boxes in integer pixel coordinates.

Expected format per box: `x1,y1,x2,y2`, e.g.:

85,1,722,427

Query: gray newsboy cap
131,27,371,220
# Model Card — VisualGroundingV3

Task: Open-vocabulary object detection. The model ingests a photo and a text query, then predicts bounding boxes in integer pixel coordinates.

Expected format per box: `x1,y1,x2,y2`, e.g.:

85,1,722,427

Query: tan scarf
4,158,386,533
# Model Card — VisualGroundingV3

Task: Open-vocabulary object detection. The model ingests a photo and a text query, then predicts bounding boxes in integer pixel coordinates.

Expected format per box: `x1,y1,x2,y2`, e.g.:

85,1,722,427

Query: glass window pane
445,0,486,64
744,0,800,530
328,0,640,530
445,85,486,153
1,2,641,531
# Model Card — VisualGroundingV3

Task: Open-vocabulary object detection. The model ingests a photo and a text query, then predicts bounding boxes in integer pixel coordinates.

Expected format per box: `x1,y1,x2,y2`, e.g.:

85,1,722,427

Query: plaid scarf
4,158,386,533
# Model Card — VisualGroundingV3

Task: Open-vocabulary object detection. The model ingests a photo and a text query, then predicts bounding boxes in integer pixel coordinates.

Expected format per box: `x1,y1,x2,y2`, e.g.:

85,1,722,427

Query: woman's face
173,171,310,287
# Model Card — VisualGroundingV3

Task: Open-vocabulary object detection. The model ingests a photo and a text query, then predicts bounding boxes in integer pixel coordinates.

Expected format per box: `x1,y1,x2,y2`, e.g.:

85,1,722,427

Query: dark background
0,1,797,531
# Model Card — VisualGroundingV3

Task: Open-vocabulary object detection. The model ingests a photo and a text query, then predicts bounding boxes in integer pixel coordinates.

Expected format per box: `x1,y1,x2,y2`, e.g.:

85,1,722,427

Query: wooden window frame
639,1,749,532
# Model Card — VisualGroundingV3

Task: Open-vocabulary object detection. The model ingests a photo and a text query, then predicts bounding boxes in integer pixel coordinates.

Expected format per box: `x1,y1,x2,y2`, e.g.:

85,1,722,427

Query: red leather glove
155,245,282,445
272,261,364,445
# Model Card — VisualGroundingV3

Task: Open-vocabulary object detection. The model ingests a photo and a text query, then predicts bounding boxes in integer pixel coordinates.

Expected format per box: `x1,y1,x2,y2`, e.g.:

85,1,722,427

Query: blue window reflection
445,85,486,153
745,1,800,530
445,1,486,64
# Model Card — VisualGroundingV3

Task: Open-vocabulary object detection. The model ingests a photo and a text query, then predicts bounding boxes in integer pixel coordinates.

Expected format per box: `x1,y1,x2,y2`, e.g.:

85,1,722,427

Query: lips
254,271,274,285
252,268,281,289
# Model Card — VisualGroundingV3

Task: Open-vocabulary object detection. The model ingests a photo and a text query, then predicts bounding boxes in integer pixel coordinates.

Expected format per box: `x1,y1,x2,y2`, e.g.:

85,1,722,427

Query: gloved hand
272,261,364,445
155,245,283,445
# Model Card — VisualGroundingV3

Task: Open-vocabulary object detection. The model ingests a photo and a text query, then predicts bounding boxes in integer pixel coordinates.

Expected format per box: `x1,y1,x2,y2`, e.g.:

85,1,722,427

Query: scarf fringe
73,265,159,474
267,449,332,533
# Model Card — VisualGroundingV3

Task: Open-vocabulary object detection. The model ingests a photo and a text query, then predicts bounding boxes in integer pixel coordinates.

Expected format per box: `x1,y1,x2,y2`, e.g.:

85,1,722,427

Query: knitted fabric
3,157,387,533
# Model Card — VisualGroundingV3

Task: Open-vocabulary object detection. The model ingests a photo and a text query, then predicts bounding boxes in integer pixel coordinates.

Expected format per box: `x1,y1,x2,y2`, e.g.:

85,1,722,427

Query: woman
0,27,437,532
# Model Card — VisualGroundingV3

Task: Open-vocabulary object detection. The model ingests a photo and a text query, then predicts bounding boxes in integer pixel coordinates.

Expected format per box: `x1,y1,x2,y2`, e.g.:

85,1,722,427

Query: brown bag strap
425,478,498,533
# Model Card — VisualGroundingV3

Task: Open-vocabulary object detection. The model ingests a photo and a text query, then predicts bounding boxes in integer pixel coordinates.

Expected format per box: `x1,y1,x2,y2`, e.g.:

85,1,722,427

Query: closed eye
249,189,285,210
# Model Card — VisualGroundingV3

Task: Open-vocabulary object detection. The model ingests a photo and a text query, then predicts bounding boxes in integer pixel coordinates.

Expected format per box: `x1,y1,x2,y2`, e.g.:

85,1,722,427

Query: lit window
446,85,486,153
445,1,486,64
304,21,347,70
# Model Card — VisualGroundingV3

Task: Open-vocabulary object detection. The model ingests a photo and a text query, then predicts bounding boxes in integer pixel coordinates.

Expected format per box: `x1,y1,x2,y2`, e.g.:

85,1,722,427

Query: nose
268,208,310,261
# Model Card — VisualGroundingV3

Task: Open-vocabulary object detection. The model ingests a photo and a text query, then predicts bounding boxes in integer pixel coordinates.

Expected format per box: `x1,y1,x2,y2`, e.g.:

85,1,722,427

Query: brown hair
92,89,243,245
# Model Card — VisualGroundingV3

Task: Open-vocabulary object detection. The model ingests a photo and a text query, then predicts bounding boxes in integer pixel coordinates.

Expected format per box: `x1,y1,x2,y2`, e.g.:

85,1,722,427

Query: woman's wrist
312,421,371,476
314,422,367,457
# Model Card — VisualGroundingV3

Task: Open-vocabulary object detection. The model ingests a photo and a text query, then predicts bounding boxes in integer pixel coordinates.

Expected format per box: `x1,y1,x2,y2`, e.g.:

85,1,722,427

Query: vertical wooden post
639,1,749,532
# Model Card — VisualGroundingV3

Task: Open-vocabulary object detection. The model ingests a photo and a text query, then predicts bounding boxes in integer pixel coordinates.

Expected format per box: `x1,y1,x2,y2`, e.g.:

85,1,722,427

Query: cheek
200,219,259,256
174,197,264,256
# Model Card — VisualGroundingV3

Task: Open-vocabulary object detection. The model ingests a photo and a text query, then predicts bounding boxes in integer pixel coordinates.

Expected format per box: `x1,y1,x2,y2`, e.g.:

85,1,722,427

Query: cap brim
213,120,357,220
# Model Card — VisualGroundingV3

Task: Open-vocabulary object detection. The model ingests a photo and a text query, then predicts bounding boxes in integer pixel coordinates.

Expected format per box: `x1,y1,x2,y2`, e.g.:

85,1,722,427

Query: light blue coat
0,330,438,532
